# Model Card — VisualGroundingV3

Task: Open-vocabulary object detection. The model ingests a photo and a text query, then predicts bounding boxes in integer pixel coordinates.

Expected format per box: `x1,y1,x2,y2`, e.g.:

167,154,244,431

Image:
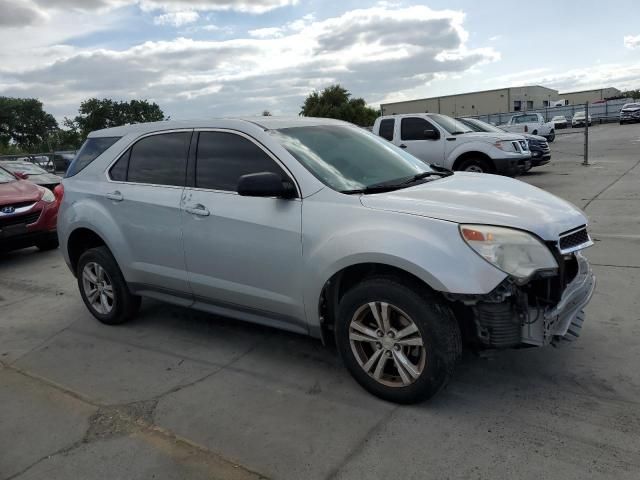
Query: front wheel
336,277,461,404
77,246,141,325
546,130,555,142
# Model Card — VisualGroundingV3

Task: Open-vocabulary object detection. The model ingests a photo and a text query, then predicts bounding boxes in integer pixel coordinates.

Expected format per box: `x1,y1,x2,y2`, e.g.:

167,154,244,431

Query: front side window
427,114,471,135
196,132,287,192
271,125,432,192
379,119,395,141
126,132,190,186
401,117,438,140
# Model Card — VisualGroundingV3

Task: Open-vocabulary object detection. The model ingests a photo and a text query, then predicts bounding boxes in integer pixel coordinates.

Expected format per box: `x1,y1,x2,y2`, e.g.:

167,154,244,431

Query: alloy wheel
464,164,484,173
82,262,114,314
349,302,426,387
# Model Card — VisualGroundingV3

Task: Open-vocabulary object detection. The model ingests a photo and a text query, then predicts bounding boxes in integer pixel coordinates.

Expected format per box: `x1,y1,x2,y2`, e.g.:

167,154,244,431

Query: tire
457,157,491,174
76,246,141,325
36,236,59,251
532,130,538,136
335,276,462,404
547,130,555,142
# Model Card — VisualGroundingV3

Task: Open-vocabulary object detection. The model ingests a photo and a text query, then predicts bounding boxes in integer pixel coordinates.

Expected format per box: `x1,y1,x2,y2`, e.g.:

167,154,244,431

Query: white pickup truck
499,113,555,142
373,113,531,176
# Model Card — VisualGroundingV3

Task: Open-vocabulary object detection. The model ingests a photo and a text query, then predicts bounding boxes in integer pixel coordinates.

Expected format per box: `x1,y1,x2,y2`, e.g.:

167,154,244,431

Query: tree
621,89,640,100
262,110,272,116
0,97,58,152
300,85,379,126
65,98,166,140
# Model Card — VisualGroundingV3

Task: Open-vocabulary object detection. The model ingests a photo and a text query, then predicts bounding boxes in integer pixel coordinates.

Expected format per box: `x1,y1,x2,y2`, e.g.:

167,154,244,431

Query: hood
25,173,62,186
621,106,640,112
0,179,42,206
522,133,546,142
459,131,524,142
360,172,587,241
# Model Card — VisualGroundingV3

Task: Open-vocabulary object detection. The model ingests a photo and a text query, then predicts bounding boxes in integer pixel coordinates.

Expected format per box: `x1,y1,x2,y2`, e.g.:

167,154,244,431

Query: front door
181,130,305,331
397,117,445,166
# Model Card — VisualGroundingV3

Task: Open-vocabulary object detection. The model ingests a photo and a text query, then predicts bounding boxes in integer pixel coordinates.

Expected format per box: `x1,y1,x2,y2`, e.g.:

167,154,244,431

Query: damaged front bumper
448,252,596,349
521,252,596,346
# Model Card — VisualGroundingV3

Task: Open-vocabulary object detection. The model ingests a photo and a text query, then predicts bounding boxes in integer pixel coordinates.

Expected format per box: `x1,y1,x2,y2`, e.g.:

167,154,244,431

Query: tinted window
196,132,287,192
109,149,130,181
379,119,395,141
66,137,120,177
127,132,190,186
401,117,437,140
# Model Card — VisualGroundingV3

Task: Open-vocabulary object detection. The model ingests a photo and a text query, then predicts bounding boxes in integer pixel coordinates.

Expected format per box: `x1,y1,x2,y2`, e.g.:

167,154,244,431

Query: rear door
104,130,192,295
180,130,305,330
398,116,445,166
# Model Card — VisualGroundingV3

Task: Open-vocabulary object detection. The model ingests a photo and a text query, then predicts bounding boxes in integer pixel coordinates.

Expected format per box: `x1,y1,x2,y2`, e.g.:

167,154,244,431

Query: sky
1,0,639,121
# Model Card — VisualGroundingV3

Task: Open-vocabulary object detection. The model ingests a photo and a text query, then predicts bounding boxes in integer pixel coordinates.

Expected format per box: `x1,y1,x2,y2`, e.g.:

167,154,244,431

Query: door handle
106,191,123,202
185,204,210,216
399,144,407,149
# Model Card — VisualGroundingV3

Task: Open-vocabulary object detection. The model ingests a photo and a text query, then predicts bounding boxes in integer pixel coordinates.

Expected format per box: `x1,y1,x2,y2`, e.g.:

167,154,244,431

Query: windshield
0,166,17,183
428,114,472,134
271,125,433,192
458,118,505,134
1,162,46,175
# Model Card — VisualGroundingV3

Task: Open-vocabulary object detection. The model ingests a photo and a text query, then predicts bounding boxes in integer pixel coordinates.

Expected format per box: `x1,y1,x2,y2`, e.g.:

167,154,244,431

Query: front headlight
460,224,558,283
39,187,55,203
493,140,517,152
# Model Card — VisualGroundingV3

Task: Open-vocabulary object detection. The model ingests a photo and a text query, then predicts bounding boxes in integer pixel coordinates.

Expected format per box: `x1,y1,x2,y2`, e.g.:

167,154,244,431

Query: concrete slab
0,292,81,363
155,367,394,480
70,299,262,369
14,433,262,480
0,367,95,479
14,329,218,404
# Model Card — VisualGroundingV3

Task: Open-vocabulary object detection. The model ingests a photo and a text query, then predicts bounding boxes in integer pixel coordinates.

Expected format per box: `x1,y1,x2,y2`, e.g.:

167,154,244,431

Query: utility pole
583,101,590,166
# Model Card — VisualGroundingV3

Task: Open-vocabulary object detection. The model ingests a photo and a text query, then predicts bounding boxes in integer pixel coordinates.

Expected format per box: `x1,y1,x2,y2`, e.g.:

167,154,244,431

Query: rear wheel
547,130,555,142
457,157,491,174
335,276,461,404
77,246,140,325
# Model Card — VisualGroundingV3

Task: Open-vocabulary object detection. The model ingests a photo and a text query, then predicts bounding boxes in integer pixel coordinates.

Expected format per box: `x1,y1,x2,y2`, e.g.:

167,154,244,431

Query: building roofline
380,85,558,106
559,87,621,95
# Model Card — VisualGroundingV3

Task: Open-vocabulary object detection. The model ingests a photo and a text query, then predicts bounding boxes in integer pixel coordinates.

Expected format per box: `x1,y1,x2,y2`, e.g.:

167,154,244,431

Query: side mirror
14,171,29,180
423,129,439,140
237,172,296,199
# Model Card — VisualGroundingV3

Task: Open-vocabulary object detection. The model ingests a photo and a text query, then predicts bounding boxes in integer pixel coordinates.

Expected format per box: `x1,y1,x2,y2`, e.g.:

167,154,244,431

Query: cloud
0,0,47,27
27,0,298,14
153,10,199,26
624,34,640,49
1,5,499,119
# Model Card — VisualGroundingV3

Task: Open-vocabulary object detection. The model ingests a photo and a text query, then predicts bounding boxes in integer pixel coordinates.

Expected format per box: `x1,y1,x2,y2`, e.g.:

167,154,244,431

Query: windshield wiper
341,170,453,194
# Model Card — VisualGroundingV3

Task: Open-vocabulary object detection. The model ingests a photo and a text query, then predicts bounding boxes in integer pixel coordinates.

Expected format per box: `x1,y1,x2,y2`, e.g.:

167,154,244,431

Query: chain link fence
0,151,76,174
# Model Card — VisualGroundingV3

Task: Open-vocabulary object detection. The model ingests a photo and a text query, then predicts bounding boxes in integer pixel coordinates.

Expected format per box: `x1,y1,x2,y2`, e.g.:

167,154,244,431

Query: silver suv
58,117,596,404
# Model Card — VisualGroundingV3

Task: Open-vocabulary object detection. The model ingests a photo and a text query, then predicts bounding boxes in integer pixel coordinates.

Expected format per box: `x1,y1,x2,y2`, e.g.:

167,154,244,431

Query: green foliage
300,85,379,127
621,89,640,100
65,98,166,140
0,97,58,152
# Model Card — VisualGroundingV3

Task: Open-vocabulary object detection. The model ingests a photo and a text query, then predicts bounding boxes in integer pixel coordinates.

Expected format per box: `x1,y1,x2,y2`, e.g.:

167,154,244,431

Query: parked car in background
52,151,77,173
0,166,59,252
572,111,592,128
58,117,596,404
373,113,531,175
457,117,550,170
551,115,568,129
500,113,556,142
619,103,640,124
0,161,62,190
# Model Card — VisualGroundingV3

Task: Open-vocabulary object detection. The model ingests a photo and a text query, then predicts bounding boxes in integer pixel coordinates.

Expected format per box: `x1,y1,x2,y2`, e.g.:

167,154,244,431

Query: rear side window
401,117,436,141
66,137,120,177
195,132,287,192
378,119,395,141
126,132,190,186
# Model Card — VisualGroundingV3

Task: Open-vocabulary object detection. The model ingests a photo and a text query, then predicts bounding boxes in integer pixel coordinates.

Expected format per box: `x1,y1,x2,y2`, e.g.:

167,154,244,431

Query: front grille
0,201,35,210
559,227,591,253
0,211,41,228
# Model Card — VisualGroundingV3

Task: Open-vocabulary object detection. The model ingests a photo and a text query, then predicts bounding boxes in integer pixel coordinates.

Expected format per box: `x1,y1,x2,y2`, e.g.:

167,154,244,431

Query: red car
0,166,60,252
